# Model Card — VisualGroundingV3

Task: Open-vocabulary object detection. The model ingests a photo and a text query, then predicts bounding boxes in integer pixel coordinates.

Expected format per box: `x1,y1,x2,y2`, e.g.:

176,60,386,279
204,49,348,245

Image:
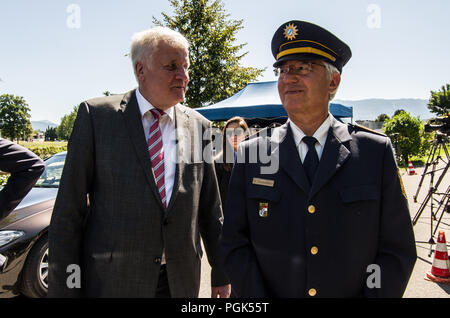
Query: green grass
17,141,68,159
0,141,69,184
18,141,68,148
397,146,448,168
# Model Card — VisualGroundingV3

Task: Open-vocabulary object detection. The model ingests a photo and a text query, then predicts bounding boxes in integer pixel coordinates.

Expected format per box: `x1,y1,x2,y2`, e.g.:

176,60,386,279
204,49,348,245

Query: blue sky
0,0,449,123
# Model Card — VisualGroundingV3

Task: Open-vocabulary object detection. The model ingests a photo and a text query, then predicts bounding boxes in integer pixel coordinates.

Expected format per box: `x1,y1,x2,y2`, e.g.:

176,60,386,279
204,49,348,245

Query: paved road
199,162,450,298
400,162,449,298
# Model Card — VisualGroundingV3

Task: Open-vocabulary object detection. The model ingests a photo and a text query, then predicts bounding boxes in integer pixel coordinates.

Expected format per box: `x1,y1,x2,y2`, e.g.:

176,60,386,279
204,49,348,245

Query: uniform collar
289,113,332,148
136,88,174,121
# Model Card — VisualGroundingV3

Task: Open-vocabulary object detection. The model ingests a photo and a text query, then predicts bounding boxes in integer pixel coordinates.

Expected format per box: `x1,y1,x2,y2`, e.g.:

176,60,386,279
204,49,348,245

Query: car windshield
34,154,66,188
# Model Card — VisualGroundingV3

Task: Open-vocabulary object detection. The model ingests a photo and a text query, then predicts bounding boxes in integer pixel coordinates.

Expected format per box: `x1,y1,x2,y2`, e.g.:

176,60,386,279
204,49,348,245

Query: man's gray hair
323,62,340,101
130,26,190,79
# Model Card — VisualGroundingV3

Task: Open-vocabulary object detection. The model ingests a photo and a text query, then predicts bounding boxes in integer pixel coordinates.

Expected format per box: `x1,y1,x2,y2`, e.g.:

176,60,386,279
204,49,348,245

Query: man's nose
280,73,300,83
175,67,189,82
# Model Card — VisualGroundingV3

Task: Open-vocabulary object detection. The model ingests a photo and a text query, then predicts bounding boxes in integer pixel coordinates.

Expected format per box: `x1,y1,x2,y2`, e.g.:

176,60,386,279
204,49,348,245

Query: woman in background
214,116,249,214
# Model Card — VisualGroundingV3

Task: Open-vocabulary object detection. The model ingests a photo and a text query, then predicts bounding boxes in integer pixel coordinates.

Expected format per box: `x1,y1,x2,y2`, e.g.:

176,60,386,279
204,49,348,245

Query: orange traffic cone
408,160,417,175
425,231,450,284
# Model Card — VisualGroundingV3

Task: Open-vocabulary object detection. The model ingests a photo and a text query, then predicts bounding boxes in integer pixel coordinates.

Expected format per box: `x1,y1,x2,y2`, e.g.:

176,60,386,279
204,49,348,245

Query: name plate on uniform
252,178,275,187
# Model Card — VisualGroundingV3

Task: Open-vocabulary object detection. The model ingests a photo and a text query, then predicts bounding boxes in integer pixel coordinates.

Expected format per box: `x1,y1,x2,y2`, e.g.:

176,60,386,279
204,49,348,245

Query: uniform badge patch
397,168,408,201
283,23,299,40
259,202,269,217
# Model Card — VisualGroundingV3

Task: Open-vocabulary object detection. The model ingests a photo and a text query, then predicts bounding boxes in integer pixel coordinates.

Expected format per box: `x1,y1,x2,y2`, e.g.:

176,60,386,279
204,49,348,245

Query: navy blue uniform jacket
220,116,416,298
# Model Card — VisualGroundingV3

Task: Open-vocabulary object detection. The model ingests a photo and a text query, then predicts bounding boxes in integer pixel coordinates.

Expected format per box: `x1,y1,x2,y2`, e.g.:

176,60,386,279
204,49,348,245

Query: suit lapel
120,90,164,209
274,123,311,195
165,104,190,215
310,117,352,198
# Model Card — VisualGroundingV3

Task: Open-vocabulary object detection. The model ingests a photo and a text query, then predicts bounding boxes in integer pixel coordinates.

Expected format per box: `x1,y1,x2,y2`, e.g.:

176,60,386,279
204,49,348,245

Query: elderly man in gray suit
48,27,231,298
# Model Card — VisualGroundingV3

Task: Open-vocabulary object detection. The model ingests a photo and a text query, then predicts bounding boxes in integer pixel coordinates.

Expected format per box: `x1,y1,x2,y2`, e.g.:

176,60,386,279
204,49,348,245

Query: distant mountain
334,98,433,121
31,120,58,132
29,98,433,129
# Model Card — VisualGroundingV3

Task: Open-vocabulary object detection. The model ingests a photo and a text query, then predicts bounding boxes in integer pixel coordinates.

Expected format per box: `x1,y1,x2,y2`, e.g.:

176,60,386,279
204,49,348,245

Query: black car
0,151,66,298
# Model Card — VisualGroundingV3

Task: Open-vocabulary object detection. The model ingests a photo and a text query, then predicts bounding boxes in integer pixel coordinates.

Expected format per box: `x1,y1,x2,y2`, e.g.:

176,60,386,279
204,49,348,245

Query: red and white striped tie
148,108,167,209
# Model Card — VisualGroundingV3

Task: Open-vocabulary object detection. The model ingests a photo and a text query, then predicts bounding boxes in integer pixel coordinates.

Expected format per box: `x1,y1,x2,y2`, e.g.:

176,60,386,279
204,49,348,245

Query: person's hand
211,284,231,298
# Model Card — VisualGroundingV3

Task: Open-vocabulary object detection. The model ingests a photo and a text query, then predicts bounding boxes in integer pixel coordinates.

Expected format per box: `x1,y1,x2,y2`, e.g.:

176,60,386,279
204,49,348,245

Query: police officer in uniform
220,20,417,297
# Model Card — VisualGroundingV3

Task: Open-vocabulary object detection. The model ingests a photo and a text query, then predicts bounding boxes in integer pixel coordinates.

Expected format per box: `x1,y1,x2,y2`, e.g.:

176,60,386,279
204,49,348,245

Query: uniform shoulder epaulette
350,123,387,137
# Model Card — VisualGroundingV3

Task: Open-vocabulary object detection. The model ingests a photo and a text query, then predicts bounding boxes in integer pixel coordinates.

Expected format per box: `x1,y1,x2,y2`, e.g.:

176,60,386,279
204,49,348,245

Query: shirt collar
136,88,174,121
289,113,332,148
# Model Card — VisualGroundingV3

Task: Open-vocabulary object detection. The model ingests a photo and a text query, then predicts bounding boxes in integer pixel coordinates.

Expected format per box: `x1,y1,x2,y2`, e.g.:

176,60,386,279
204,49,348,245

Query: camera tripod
412,132,449,256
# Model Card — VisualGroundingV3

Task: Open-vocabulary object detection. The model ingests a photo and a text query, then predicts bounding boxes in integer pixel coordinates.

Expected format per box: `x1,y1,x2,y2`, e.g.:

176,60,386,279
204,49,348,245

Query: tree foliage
153,0,264,108
56,106,78,140
383,111,423,165
428,83,450,116
375,113,390,122
45,126,58,141
393,109,406,116
0,94,33,141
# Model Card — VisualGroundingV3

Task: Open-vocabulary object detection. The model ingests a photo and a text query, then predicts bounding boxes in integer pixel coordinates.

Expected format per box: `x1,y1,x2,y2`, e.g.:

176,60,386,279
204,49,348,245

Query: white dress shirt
136,89,178,265
136,89,177,205
289,114,332,163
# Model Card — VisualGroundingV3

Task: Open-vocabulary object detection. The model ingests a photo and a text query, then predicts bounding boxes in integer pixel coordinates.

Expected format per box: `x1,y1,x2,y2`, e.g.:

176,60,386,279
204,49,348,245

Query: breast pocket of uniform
247,184,281,219
339,185,380,215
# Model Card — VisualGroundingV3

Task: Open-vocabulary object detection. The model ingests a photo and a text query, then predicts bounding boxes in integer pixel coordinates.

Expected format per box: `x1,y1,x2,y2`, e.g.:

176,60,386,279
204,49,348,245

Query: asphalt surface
199,162,450,298
401,162,449,298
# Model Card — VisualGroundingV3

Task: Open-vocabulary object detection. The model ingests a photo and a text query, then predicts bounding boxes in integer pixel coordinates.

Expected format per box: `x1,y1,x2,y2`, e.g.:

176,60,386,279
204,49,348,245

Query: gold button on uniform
308,288,317,297
307,205,316,214
310,246,319,255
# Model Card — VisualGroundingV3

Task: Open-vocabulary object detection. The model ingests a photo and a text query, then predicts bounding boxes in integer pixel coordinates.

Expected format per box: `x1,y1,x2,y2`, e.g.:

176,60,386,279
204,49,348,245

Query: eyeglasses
225,128,247,137
273,62,325,77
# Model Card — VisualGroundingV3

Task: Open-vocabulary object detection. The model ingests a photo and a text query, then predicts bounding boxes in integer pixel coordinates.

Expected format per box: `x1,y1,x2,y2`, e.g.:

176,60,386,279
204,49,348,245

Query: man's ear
135,62,144,81
329,71,341,94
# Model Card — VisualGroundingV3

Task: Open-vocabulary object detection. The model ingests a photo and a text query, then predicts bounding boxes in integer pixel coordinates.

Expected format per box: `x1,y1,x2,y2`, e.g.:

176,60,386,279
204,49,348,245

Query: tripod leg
433,186,450,236
412,189,432,225
413,143,438,202
412,136,449,226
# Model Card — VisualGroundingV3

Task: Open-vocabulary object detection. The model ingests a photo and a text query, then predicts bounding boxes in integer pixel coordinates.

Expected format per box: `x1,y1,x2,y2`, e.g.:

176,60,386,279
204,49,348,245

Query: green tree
393,109,406,116
375,113,390,122
57,106,79,140
383,111,422,166
45,126,58,141
153,0,264,108
428,84,450,116
0,94,33,141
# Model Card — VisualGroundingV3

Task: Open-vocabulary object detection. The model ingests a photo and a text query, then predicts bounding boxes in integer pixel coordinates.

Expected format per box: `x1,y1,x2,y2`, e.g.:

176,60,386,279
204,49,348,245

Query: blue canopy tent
195,81,353,124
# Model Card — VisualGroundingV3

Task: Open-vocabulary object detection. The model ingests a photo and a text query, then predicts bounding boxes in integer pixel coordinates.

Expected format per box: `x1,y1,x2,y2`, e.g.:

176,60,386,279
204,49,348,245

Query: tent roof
195,81,353,121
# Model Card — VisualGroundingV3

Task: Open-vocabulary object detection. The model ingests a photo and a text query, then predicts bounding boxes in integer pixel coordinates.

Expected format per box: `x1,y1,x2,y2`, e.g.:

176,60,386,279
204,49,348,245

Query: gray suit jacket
48,90,228,297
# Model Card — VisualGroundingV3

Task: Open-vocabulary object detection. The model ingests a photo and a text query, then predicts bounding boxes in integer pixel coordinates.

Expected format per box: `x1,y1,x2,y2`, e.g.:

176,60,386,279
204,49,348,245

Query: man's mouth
285,89,303,95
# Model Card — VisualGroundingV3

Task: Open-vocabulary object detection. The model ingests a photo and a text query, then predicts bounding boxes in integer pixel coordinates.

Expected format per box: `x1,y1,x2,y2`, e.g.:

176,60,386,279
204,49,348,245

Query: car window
34,154,66,188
